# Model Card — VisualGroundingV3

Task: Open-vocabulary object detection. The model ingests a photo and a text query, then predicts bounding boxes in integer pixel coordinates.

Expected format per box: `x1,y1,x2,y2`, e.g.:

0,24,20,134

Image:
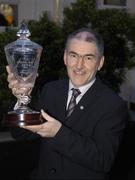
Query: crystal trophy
5,22,43,126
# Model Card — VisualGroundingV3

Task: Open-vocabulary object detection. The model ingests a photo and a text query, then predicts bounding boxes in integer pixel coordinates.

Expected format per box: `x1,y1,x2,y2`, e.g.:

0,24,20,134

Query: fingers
6,65,12,74
8,78,18,89
41,109,54,122
6,66,18,90
12,87,31,96
22,124,43,133
6,65,33,95
22,110,62,137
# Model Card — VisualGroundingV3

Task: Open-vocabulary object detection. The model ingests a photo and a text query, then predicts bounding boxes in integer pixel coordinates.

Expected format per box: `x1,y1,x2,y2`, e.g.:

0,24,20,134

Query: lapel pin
80,106,84,110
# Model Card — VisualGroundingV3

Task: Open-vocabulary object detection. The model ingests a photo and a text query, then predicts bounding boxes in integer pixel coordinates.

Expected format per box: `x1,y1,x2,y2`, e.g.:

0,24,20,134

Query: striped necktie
66,88,81,118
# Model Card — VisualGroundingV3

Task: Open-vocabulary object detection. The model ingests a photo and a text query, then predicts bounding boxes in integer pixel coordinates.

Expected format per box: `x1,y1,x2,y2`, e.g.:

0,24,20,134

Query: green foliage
0,28,17,121
63,0,96,33
28,13,64,88
63,0,135,92
26,13,64,106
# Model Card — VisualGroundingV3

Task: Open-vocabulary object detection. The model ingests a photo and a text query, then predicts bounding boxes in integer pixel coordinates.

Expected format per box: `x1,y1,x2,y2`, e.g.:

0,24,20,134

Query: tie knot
72,88,81,98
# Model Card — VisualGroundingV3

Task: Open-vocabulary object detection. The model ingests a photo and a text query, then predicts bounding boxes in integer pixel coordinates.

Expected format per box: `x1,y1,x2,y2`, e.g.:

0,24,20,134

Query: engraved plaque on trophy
5,22,43,126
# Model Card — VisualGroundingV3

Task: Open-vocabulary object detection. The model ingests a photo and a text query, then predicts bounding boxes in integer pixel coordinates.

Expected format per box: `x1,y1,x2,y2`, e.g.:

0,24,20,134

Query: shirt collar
68,77,96,96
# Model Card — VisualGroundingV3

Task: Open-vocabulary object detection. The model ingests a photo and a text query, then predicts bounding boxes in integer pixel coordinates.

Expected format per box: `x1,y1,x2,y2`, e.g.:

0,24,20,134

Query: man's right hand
6,65,33,96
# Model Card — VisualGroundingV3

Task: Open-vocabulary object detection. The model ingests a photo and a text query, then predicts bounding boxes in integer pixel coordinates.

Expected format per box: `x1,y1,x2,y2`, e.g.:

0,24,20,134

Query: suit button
50,168,56,173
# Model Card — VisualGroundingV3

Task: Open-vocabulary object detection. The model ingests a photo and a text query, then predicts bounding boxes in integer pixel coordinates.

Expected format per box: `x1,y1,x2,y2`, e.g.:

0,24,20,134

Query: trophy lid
4,21,43,64
4,21,42,52
4,21,43,79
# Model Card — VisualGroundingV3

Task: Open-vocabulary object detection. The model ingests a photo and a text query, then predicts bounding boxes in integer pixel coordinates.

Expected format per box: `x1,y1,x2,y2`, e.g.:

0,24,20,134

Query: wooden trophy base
5,111,43,127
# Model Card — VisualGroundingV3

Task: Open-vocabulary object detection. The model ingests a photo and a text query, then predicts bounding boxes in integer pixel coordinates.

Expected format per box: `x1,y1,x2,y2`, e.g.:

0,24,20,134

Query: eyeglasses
67,51,96,62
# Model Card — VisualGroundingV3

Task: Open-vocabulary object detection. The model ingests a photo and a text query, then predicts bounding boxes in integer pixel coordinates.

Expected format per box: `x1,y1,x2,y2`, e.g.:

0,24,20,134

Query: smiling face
64,38,104,87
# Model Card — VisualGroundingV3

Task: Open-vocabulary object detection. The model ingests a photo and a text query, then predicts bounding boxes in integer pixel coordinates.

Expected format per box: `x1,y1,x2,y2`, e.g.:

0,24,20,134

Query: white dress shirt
66,78,96,109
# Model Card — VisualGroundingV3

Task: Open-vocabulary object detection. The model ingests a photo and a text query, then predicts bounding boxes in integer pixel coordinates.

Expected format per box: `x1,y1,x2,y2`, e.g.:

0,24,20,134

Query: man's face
64,38,104,87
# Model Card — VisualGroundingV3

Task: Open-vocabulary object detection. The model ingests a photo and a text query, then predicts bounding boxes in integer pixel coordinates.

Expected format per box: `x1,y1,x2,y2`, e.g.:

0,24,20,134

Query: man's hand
22,110,62,137
6,65,18,94
6,65,33,96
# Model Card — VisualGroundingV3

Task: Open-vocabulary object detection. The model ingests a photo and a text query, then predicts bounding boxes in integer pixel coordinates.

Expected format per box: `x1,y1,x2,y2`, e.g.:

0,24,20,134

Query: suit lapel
56,79,69,122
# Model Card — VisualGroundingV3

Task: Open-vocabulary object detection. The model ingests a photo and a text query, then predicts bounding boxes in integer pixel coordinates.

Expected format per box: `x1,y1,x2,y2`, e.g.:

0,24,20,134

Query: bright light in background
55,0,60,23
0,4,13,25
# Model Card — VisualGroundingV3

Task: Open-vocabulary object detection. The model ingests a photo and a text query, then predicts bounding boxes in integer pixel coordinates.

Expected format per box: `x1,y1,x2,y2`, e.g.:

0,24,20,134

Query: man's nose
76,57,84,69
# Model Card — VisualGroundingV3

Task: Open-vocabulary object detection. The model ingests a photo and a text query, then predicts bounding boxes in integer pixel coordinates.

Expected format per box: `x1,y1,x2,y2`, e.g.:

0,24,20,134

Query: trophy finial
17,21,31,38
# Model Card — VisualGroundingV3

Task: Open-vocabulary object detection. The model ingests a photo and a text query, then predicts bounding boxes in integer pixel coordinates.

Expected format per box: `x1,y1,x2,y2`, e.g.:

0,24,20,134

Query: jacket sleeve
10,126,40,141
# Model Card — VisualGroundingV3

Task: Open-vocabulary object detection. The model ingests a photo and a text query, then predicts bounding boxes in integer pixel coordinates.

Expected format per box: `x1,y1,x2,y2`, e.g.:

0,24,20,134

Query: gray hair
65,27,104,57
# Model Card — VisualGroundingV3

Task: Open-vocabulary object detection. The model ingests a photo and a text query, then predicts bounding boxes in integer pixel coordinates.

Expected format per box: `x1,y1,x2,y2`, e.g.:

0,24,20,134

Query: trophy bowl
4,22,43,126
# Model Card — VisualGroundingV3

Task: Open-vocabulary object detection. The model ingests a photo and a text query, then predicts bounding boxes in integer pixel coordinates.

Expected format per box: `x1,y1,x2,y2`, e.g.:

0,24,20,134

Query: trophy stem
14,94,31,112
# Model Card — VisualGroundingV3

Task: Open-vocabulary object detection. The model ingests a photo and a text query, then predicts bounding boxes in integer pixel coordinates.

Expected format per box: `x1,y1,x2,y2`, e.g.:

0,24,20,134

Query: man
7,28,128,179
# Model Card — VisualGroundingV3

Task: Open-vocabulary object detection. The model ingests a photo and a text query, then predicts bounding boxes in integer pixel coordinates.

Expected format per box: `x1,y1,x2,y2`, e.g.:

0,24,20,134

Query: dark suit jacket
12,77,128,179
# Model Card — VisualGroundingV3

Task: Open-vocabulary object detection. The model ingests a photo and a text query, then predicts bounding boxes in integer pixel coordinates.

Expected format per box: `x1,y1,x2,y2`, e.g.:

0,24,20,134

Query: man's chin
72,80,86,87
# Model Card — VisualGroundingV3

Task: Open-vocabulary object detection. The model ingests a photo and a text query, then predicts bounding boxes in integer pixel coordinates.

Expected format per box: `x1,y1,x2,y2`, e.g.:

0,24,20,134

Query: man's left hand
22,110,62,137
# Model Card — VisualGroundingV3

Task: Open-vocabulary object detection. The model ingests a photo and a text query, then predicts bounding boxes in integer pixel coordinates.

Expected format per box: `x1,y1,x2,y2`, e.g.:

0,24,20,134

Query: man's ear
64,50,67,65
98,56,104,71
